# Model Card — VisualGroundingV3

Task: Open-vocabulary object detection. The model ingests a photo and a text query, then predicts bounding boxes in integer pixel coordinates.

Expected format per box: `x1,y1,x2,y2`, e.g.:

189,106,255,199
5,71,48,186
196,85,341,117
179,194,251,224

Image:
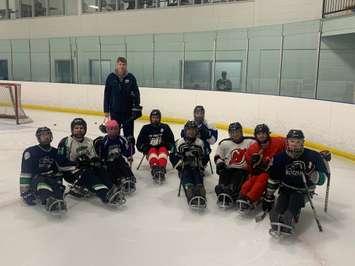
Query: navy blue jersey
268,148,329,193
104,72,140,118
98,135,134,161
20,145,75,195
180,120,217,153
136,123,175,153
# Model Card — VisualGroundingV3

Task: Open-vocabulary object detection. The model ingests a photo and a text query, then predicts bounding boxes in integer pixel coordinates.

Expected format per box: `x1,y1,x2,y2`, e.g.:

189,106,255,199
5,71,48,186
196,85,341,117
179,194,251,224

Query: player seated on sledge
236,124,285,212
20,127,77,215
94,119,136,195
170,121,208,209
263,129,331,237
214,122,255,208
180,105,218,168
136,109,175,184
57,118,125,206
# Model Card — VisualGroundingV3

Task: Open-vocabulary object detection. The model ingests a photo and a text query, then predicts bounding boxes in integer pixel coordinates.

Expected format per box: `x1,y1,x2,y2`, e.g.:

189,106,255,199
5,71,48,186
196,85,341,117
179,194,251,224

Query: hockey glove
131,105,143,120
216,162,227,175
99,124,107,134
21,191,37,206
199,124,211,140
140,144,150,154
320,150,331,162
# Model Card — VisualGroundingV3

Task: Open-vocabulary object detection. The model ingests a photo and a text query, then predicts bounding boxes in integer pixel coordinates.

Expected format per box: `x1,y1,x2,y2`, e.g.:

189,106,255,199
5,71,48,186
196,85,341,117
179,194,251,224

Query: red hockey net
0,82,32,124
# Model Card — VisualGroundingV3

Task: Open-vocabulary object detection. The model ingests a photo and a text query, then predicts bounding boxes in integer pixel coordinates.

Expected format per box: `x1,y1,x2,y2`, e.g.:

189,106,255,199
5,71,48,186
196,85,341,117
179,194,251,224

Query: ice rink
1,109,354,266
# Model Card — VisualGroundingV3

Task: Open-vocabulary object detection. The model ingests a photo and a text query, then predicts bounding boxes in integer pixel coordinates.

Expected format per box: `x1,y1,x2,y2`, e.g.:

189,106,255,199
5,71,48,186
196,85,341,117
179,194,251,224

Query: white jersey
59,136,97,162
215,137,255,170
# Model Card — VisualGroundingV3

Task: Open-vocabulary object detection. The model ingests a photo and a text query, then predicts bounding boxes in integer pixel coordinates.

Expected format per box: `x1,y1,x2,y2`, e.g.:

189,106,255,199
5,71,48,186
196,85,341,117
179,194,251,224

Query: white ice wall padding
17,81,355,154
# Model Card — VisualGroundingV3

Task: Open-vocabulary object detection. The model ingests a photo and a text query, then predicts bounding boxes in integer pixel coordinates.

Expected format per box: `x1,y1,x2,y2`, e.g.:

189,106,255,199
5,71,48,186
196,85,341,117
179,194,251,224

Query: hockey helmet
71,118,87,139
193,105,205,124
105,119,120,138
228,122,243,142
184,120,198,141
286,129,305,159
150,109,161,125
36,127,53,145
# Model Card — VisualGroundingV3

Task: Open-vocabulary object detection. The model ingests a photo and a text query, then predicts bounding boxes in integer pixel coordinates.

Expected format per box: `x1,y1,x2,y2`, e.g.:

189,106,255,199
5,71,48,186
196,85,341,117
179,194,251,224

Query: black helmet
286,129,305,158
35,127,53,145
254,124,270,137
71,118,87,140
184,120,198,141
71,118,87,133
150,109,161,124
228,122,242,132
287,129,305,139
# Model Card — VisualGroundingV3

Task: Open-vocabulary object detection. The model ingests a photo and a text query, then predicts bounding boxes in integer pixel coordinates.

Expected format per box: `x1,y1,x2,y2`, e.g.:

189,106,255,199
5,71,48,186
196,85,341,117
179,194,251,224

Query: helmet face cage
228,122,243,140
150,109,161,125
36,127,53,145
71,118,87,139
286,129,305,158
254,124,270,144
106,120,120,138
286,138,304,159
184,121,198,141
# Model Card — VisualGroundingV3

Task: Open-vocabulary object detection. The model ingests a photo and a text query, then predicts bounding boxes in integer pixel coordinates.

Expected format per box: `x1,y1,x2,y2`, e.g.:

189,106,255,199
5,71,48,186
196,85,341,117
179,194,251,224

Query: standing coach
103,57,142,144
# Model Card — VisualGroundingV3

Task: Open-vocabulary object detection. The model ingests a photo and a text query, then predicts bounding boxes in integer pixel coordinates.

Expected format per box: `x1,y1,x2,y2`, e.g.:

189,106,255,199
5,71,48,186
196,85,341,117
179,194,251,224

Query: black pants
105,157,135,186
31,175,64,204
110,113,134,138
181,167,204,187
215,168,248,200
270,188,305,225
64,167,113,201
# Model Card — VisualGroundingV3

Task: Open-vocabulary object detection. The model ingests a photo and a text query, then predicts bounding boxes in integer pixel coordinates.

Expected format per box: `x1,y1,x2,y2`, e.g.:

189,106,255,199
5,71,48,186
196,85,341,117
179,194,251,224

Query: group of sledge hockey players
19,104,331,238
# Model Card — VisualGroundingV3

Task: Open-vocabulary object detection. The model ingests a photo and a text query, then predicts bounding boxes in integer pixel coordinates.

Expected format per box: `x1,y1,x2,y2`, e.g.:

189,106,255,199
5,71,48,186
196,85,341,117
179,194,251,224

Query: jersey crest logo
24,152,31,160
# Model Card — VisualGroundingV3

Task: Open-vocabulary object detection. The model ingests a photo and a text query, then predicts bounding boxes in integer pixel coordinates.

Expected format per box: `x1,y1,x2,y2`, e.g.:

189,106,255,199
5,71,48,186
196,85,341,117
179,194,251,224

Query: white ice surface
1,110,355,266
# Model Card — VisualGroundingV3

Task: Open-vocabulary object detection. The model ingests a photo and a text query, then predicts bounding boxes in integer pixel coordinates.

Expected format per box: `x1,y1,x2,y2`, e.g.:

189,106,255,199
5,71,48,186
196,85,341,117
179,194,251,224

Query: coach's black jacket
104,71,140,120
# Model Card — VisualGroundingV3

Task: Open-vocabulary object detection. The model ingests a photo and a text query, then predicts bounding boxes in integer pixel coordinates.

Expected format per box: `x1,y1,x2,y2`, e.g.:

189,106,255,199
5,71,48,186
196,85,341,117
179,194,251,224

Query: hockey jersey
97,135,133,162
214,137,256,170
58,136,97,162
136,123,175,153
245,136,285,172
268,148,329,194
20,145,75,195
170,137,205,170
180,120,218,153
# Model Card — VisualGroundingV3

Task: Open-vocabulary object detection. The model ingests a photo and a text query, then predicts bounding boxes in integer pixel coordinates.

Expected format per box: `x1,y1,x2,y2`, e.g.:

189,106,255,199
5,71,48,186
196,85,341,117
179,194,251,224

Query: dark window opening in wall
55,60,73,83
8,0,20,19
0,1,7,20
100,0,117,11
0,60,9,80
48,0,64,16
89,59,111,84
34,0,46,16
215,61,242,92
183,60,212,90
82,0,100,13
20,0,33,17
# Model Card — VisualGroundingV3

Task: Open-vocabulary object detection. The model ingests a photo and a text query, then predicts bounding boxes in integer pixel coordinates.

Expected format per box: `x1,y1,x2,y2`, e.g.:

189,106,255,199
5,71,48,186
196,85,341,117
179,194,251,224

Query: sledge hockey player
20,127,76,215
181,105,218,168
237,124,285,212
214,122,255,208
170,120,207,209
57,118,124,206
263,130,330,237
94,119,136,195
136,109,175,183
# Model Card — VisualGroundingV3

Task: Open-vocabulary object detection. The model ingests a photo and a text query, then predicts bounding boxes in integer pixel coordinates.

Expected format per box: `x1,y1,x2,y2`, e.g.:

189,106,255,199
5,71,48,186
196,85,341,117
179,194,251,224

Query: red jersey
246,136,285,170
